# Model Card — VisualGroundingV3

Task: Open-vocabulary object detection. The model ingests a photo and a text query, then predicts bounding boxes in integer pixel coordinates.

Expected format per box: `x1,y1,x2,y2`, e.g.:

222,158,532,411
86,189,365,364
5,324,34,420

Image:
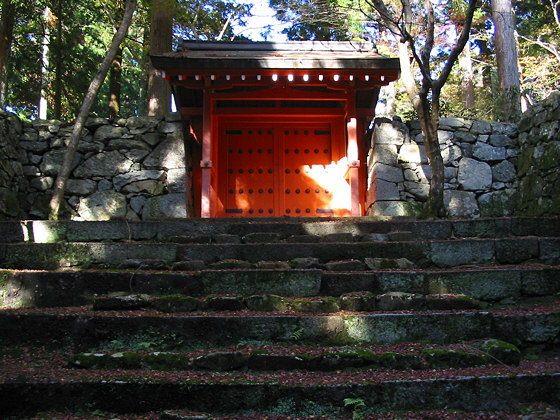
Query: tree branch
364,0,401,35
517,33,560,65
420,0,435,66
435,0,478,90
551,0,560,28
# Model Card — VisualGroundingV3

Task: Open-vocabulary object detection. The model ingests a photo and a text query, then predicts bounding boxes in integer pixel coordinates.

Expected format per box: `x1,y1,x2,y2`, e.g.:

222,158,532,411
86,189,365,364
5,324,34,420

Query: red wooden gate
218,119,351,217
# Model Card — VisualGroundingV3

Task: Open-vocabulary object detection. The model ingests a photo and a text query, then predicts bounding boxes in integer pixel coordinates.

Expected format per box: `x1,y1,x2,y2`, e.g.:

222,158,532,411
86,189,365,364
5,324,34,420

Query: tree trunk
39,6,50,119
109,47,123,119
109,0,125,120
459,41,475,109
147,0,172,117
420,90,446,218
368,0,476,218
397,41,446,217
0,0,15,109
475,38,493,90
49,0,137,220
492,0,521,121
53,0,63,119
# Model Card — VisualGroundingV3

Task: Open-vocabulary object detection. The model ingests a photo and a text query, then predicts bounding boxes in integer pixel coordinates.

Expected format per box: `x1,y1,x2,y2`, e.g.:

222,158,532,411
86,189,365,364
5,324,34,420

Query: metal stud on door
224,127,275,217
220,120,351,217
282,125,347,216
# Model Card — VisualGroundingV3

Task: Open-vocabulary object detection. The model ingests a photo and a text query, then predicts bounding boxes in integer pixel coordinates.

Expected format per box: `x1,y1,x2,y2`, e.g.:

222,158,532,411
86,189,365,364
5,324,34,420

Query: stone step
66,338,524,372
3,236,559,270
2,217,559,418
3,266,559,308
89,291,484,313
13,404,560,420
1,307,558,349
169,404,560,420
4,217,560,243
1,367,558,417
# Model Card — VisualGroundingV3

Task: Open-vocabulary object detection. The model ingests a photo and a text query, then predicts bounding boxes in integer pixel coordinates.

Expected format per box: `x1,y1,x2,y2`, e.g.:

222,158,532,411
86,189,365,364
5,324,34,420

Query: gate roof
151,41,400,77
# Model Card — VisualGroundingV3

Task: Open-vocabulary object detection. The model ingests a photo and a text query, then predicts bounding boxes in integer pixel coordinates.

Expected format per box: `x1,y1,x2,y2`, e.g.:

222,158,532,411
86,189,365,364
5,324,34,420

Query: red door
218,120,351,217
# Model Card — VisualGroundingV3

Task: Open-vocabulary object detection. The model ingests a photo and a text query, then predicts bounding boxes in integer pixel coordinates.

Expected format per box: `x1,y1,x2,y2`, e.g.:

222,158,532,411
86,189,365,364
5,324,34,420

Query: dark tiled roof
152,41,399,71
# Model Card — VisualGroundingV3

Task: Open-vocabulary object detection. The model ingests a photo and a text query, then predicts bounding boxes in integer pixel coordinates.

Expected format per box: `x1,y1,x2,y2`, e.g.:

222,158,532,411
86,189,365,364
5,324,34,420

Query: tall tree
0,0,15,109
363,0,478,217
108,0,125,119
49,0,136,220
459,43,475,109
38,6,53,119
491,0,520,121
52,0,62,119
147,0,172,117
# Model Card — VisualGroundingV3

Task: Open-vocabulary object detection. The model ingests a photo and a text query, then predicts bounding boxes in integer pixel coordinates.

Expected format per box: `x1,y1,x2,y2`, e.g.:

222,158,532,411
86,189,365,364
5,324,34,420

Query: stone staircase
0,217,559,419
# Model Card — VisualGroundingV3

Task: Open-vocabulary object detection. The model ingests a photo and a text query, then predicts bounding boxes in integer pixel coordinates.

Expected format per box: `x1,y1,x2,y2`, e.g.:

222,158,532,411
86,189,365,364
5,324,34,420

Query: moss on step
474,338,521,366
242,232,283,243
209,259,254,269
200,269,321,297
143,352,190,370
256,261,292,269
105,351,142,369
0,270,34,309
167,234,212,244
3,243,95,269
376,292,425,311
248,352,307,370
339,292,376,312
92,294,150,311
246,294,288,312
364,257,416,269
69,351,141,369
193,351,246,371
425,293,481,310
152,295,201,313
290,297,340,313
422,348,487,369
372,352,425,370
206,295,245,311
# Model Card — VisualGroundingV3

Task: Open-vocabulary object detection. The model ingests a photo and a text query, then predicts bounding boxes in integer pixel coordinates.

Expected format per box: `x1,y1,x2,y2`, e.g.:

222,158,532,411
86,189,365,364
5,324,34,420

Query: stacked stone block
367,116,520,218
517,92,560,216
0,112,187,220
2,91,560,220
0,111,28,219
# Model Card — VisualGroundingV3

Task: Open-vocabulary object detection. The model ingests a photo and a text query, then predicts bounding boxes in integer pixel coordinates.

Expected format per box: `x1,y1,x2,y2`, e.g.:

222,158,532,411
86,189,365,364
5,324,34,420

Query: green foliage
344,397,366,420
99,327,189,352
3,0,253,120
175,0,252,41
291,327,304,341
514,0,560,105
269,0,353,40
267,398,339,418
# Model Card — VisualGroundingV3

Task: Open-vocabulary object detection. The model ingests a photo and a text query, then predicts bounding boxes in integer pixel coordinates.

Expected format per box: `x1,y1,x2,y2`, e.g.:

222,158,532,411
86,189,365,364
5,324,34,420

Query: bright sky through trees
234,0,287,40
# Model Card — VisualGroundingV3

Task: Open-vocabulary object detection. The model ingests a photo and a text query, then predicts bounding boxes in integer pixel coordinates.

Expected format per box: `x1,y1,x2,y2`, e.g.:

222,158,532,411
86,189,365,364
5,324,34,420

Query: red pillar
347,117,360,216
200,81,212,218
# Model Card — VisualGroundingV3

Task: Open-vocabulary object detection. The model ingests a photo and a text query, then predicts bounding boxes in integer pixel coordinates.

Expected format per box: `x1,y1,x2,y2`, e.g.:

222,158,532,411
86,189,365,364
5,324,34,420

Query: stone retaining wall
1,92,559,220
367,116,519,218
367,92,560,218
516,92,560,216
0,111,188,220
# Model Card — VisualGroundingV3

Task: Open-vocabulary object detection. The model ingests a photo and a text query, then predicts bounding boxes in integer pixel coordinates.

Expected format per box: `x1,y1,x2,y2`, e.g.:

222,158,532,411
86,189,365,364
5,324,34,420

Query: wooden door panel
219,120,351,217
282,126,334,216
224,127,276,216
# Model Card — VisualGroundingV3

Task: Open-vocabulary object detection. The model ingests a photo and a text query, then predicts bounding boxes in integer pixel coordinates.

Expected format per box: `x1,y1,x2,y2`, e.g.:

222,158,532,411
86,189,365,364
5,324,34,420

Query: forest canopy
0,0,558,122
